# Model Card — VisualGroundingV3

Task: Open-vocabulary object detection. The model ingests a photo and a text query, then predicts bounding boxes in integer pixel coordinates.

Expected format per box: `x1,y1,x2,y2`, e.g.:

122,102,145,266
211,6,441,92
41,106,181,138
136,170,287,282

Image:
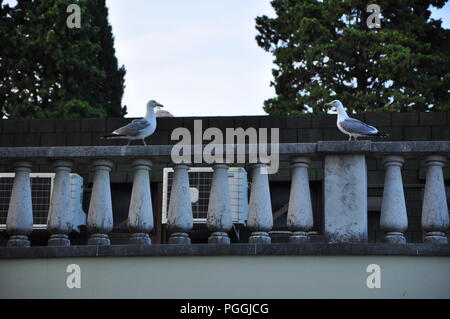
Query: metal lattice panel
162,167,248,224
166,170,212,220
0,176,52,226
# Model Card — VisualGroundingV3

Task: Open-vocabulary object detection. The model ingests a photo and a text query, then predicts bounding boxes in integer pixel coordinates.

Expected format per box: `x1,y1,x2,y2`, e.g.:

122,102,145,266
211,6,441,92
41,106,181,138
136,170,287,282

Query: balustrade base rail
0,243,449,259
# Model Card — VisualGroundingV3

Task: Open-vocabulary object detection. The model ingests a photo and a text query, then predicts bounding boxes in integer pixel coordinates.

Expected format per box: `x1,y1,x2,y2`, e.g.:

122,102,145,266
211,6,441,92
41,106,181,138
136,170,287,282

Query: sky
106,0,276,118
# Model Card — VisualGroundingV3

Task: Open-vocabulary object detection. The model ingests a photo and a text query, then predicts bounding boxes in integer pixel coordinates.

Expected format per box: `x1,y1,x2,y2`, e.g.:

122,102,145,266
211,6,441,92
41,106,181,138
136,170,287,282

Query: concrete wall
0,254,449,298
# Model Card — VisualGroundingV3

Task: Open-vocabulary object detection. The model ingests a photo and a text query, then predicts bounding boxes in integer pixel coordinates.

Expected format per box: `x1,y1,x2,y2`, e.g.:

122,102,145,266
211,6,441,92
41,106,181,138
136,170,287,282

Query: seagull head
324,100,345,114
147,100,164,109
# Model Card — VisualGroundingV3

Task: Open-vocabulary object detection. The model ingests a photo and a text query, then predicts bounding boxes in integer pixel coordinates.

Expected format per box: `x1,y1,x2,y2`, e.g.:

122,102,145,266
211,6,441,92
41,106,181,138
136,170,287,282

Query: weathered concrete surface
167,164,193,244
318,141,450,154
1,243,449,259
287,157,313,243
207,164,232,244
324,155,368,243
47,160,74,246
0,141,449,164
380,156,408,244
6,161,33,247
0,249,449,298
422,155,449,244
247,164,273,244
127,159,153,245
87,159,114,245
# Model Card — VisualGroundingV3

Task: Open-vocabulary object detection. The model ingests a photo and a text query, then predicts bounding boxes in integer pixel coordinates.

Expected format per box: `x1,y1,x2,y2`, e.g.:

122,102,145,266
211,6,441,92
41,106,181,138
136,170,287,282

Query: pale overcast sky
106,0,276,117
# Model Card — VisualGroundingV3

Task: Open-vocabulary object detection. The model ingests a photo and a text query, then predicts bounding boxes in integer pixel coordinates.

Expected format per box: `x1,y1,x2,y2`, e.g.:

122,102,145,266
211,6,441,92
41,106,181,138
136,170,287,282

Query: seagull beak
324,102,331,107
156,103,164,108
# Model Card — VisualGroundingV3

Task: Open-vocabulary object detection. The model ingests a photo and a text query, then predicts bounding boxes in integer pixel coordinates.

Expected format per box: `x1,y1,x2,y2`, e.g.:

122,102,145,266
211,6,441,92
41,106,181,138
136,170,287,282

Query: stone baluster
422,155,449,244
380,155,408,243
207,164,232,244
47,160,74,246
128,159,153,245
168,164,193,244
87,159,114,245
287,157,313,243
247,163,273,244
6,161,33,247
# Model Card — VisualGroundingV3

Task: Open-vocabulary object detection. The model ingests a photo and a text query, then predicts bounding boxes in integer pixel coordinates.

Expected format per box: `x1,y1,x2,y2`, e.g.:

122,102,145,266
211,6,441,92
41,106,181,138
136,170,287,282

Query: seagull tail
374,131,389,138
100,134,127,139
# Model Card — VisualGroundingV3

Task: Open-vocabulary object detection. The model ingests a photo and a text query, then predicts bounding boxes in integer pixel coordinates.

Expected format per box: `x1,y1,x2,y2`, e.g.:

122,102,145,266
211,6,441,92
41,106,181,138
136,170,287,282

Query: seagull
155,106,174,118
101,100,163,145
324,100,388,141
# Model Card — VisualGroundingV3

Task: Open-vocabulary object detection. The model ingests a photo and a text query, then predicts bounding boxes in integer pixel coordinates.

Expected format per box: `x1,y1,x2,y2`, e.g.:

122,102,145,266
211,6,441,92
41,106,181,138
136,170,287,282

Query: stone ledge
0,243,449,259
318,141,450,153
0,141,448,162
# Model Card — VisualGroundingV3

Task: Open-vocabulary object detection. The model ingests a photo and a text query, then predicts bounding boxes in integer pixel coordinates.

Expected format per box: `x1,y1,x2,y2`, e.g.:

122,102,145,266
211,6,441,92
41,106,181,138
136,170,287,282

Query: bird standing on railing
324,100,389,141
101,100,163,145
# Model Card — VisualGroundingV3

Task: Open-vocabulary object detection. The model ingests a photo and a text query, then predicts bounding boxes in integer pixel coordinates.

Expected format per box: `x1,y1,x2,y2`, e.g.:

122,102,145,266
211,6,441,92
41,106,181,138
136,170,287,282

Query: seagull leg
127,140,131,146
143,139,147,146
354,136,358,141
348,135,352,141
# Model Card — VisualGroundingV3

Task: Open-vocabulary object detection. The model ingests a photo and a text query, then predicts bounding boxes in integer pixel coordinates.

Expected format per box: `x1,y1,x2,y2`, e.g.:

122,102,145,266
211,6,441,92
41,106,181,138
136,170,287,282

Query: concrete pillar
127,159,154,245
87,159,114,245
207,164,232,244
247,163,273,244
47,160,73,246
6,161,33,247
380,156,408,244
168,164,193,244
422,155,449,244
324,155,368,243
287,157,313,243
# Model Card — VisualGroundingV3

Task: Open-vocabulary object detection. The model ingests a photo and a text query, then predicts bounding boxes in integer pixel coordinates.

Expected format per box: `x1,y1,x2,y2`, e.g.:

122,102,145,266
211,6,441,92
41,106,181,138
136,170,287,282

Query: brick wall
1,111,449,148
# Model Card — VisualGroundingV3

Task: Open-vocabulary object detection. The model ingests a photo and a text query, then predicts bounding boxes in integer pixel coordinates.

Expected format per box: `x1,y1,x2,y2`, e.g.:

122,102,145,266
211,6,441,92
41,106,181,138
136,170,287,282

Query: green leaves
256,0,450,114
0,0,126,119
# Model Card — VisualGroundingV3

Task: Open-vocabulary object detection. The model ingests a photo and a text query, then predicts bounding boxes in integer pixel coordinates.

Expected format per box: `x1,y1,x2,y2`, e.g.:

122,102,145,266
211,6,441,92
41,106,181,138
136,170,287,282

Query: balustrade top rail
0,141,448,162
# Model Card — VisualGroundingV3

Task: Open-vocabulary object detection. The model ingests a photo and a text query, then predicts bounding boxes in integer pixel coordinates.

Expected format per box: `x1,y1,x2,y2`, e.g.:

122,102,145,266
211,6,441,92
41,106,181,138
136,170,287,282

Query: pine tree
0,0,126,118
255,0,450,114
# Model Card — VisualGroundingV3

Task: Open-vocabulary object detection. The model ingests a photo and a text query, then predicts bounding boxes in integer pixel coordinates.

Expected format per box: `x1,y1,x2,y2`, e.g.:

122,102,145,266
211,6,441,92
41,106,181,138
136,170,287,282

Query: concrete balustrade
47,160,74,246
422,155,449,244
207,164,232,244
6,161,34,247
167,164,193,244
87,159,114,245
287,157,313,243
0,142,448,248
128,159,154,245
247,163,273,244
380,155,408,244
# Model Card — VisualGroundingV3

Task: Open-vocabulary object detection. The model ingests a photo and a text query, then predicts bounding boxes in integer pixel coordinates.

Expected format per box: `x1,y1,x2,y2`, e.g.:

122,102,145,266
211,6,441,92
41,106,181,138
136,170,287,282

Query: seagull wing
113,119,150,137
339,117,379,135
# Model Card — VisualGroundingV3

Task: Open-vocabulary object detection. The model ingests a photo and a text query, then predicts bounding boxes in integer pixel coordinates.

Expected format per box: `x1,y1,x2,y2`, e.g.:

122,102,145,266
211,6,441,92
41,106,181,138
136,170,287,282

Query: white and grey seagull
102,99,163,145
324,100,388,141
